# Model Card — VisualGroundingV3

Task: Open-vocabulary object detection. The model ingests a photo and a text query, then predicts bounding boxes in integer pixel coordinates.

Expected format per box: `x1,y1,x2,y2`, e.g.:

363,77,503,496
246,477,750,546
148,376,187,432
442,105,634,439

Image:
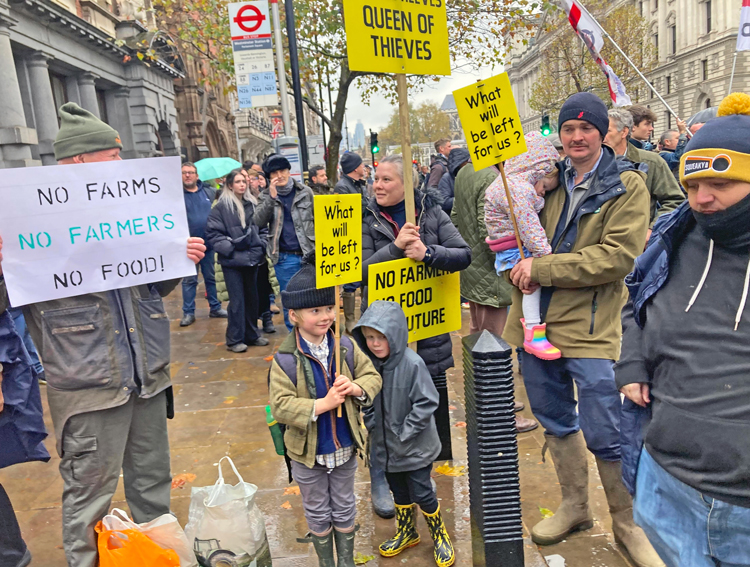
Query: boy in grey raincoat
353,301,454,567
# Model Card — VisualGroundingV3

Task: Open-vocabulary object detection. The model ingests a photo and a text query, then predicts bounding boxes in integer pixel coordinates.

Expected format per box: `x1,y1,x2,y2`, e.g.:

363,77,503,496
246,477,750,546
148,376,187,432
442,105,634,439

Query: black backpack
269,336,357,482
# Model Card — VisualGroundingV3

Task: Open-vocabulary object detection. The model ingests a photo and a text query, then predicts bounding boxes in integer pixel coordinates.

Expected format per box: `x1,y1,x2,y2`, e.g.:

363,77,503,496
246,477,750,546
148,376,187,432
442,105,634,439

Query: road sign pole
270,0,291,136
284,0,309,173
396,74,416,225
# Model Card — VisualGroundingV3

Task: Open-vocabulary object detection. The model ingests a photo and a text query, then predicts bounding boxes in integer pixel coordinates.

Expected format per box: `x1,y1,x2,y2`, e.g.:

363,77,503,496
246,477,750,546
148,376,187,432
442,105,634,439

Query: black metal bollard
463,330,524,567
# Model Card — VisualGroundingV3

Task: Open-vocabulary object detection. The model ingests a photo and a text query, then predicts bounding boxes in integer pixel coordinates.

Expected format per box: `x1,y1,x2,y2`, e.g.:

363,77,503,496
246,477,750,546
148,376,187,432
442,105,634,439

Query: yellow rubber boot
422,505,455,567
379,504,420,557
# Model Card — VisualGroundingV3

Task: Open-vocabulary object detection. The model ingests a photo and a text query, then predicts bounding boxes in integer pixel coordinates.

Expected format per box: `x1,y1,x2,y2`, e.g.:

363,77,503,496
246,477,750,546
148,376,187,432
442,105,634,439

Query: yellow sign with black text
453,72,528,170
343,0,450,76
314,194,362,288
368,258,460,342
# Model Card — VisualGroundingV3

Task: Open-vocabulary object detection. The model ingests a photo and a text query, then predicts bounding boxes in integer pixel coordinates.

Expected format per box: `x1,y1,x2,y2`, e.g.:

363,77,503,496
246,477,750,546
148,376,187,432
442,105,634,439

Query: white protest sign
0,156,195,306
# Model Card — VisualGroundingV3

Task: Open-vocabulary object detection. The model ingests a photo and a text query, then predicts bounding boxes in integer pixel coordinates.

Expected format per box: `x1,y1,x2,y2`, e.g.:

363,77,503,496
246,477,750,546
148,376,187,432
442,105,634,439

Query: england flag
562,0,632,107
738,0,750,52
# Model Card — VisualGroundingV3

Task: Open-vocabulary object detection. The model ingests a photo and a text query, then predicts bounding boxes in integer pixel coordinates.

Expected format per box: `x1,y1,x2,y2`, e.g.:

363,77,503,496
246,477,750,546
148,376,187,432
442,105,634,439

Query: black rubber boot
333,527,358,567
370,466,396,519
297,531,335,567
262,311,276,333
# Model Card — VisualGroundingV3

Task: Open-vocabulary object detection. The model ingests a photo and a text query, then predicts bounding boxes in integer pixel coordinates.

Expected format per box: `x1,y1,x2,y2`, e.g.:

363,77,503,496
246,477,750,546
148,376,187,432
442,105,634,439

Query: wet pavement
0,285,639,567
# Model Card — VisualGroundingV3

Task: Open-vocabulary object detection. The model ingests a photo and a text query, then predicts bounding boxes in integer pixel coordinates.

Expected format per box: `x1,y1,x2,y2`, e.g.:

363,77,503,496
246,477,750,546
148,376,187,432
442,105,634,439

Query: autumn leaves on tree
154,0,544,177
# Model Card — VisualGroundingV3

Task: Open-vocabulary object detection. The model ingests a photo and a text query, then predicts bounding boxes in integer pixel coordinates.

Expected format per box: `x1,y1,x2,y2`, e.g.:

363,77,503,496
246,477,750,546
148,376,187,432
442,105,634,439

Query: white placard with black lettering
0,156,195,306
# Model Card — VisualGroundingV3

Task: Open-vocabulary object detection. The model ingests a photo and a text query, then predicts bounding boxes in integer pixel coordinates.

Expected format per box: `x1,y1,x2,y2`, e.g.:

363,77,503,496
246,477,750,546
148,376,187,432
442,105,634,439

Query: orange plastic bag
95,521,181,567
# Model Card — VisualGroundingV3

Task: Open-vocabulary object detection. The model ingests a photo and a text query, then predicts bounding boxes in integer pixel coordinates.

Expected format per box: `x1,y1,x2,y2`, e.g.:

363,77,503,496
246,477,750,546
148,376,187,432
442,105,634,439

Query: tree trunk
325,59,359,183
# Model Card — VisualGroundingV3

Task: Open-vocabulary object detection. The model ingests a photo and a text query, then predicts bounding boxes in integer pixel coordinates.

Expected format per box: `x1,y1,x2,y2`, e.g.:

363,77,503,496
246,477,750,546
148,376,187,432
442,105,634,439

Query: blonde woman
206,169,269,352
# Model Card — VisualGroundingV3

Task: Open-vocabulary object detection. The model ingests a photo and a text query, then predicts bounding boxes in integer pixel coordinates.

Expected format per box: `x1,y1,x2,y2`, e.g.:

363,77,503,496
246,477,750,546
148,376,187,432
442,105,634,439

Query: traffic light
541,113,552,136
370,131,380,155
373,160,379,168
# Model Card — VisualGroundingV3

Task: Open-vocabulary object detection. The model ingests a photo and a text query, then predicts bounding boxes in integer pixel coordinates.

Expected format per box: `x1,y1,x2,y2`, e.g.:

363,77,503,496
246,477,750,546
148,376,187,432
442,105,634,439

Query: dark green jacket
625,142,684,228
450,164,513,308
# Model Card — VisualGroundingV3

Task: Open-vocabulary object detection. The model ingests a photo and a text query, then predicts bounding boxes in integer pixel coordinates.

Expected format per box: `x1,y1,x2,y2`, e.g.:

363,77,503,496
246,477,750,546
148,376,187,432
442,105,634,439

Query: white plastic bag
102,508,197,567
184,456,271,567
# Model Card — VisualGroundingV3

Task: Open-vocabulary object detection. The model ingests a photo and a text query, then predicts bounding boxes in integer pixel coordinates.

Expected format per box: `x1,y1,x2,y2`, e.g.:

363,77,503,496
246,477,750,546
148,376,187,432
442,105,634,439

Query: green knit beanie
54,102,123,160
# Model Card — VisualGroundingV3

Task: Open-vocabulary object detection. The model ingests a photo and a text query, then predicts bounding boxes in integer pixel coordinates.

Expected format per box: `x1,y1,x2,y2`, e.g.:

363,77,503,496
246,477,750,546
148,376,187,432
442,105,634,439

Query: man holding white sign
0,103,205,567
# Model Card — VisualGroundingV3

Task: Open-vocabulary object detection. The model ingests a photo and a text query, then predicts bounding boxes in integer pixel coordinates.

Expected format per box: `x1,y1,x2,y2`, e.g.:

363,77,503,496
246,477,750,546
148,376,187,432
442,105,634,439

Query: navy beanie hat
558,92,610,139
340,152,363,175
281,253,336,311
262,154,292,177
680,93,750,187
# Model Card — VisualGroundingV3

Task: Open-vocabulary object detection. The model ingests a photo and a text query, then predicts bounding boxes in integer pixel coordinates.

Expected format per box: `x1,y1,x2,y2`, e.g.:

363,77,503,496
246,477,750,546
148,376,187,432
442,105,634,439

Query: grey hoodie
353,301,441,473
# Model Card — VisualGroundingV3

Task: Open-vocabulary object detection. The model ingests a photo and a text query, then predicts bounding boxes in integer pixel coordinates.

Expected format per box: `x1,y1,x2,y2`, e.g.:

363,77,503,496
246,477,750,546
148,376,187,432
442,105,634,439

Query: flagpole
728,51,739,96
575,0,682,122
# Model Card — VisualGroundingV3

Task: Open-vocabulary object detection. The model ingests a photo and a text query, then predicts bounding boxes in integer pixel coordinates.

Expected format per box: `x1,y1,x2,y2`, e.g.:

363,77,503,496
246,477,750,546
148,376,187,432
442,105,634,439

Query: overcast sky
342,63,503,135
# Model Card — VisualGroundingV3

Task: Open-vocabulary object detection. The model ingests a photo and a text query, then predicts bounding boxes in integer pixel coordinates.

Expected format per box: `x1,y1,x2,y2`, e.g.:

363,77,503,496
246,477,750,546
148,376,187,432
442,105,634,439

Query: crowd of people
1,88,750,567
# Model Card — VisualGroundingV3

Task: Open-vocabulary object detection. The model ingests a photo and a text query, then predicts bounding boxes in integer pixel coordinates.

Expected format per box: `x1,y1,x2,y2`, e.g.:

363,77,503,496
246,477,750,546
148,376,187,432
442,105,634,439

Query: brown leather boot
596,458,665,567
515,415,538,433
531,431,594,545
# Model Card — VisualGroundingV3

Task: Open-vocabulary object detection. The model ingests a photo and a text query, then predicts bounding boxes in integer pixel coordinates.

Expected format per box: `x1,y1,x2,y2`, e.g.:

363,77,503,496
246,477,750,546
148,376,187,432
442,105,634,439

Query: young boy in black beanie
268,254,381,567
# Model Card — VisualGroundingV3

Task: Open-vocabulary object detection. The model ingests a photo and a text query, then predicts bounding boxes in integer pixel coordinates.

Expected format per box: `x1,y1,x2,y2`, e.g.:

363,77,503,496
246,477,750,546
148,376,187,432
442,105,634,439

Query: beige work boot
531,431,594,545
596,457,665,567
342,291,357,334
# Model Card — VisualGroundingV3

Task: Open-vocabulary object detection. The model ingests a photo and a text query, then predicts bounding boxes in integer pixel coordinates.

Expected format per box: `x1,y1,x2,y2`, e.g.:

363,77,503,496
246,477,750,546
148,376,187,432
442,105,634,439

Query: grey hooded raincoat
354,301,441,473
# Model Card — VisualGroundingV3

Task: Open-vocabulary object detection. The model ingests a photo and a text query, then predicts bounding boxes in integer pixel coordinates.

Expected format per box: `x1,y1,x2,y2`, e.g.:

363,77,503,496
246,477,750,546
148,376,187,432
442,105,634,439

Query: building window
49,72,68,126
666,76,671,93
666,112,672,129
702,59,708,81
654,33,659,59
670,24,677,54
639,1,643,16
706,98,712,108
706,0,712,33
654,0,658,10
96,89,108,124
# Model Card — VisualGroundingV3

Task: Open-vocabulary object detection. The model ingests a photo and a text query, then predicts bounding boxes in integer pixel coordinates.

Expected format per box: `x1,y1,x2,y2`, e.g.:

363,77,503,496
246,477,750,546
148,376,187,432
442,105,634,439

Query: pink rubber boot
521,319,562,361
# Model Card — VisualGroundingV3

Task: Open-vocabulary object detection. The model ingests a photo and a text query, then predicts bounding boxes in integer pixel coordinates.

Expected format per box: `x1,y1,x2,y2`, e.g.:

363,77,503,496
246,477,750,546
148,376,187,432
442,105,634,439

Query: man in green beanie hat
0,103,206,567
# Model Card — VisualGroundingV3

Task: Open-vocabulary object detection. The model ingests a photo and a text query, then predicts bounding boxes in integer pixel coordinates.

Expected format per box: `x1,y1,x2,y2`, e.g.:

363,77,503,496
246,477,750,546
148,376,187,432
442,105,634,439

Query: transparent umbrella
686,107,718,127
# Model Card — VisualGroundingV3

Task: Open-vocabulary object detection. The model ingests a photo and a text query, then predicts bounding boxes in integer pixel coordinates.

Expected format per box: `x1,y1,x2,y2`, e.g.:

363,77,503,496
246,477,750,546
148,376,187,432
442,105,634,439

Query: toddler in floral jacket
484,131,561,360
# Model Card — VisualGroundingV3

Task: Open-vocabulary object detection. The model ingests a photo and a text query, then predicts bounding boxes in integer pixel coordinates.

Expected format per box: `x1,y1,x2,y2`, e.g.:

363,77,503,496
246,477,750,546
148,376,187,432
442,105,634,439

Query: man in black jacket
617,95,750,567
335,152,367,196
427,138,452,189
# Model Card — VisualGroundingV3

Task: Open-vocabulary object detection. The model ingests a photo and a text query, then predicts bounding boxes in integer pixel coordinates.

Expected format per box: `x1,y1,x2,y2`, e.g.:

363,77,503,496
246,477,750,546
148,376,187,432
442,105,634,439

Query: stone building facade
0,0,183,169
508,0,749,136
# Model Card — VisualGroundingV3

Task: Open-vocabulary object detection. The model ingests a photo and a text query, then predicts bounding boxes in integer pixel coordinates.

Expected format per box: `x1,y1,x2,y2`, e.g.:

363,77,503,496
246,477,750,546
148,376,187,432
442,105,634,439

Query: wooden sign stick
396,73,418,351
335,283,343,418
498,162,525,261
396,74,416,225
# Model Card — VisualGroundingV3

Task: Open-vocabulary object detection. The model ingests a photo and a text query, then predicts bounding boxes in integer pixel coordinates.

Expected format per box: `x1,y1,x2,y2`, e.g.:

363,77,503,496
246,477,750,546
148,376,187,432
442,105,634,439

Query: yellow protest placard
342,0,450,76
453,72,528,170
314,194,362,288
368,258,461,343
